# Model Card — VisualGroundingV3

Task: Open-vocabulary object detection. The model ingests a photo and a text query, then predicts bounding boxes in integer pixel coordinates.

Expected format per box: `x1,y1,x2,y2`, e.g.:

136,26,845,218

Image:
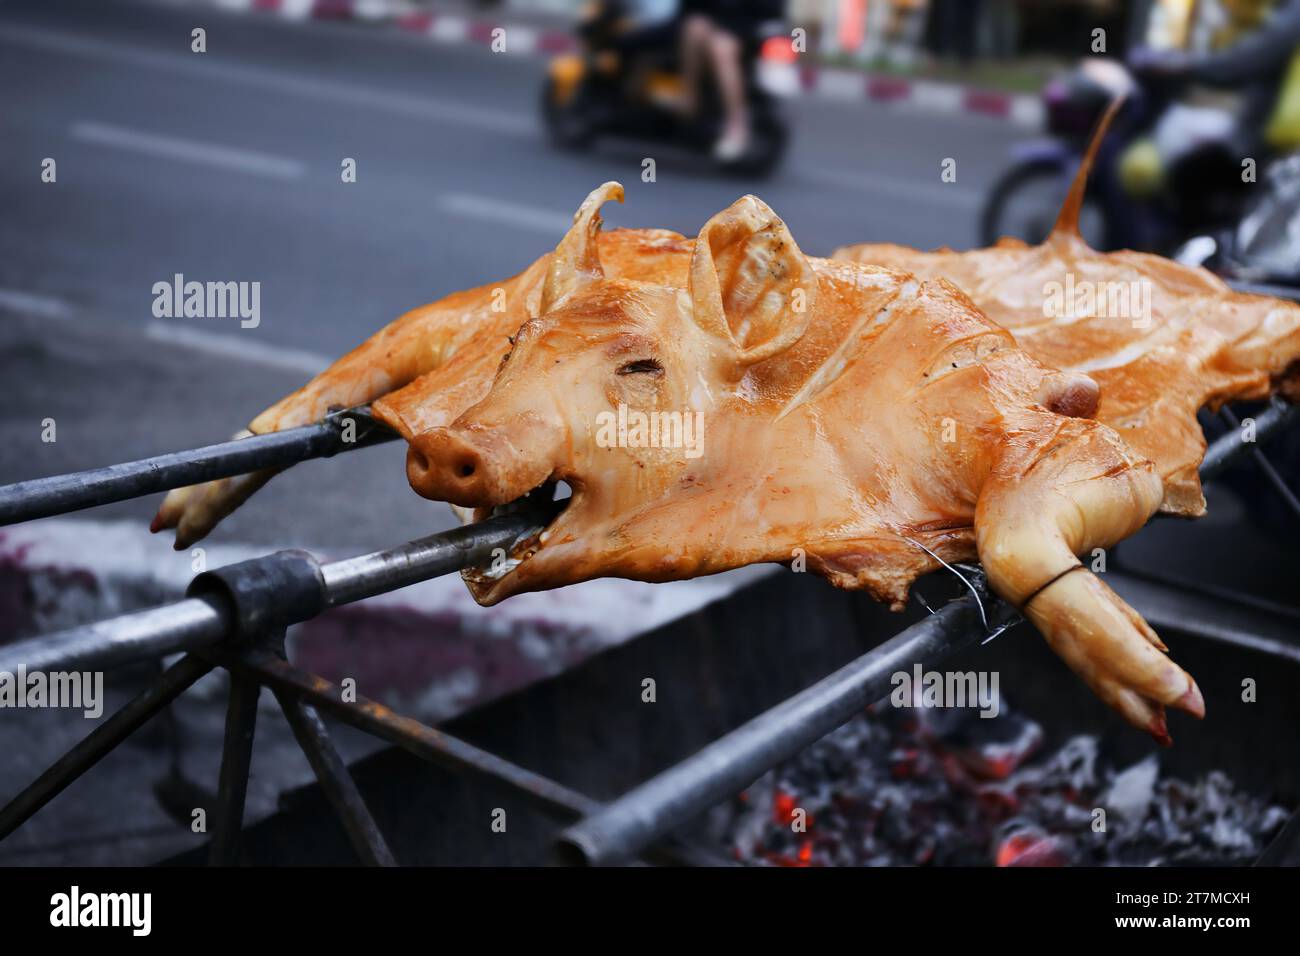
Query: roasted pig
834,104,1300,515
157,183,1206,741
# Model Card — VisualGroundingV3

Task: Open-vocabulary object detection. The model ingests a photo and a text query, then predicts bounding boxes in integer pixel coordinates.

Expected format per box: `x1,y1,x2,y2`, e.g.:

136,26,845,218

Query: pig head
404,183,820,603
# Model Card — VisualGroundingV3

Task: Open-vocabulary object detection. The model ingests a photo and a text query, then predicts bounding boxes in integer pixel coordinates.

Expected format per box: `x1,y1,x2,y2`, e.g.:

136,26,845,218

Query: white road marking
800,165,984,211
438,193,572,235
0,287,75,319
144,322,330,376
0,23,535,137
70,121,305,180
0,286,328,374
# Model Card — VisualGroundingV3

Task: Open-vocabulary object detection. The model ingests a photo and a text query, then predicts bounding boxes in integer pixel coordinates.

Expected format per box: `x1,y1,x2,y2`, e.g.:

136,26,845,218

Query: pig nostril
457,460,476,479
410,450,430,473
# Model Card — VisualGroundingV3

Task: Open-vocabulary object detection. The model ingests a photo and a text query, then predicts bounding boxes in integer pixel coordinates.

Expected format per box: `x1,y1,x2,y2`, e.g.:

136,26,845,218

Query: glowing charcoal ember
773,790,798,825
993,823,1071,867
716,702,1288,867
921,700,1044,780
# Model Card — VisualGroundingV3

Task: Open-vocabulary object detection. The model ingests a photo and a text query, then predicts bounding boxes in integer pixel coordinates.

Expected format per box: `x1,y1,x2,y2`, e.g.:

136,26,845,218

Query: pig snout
406,426,555,507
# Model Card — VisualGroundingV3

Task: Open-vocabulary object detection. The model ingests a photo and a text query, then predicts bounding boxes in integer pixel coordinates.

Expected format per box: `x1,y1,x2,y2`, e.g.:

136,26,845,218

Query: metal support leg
207,674,261,866
274,690,396,867
226,647,598,820
0,654,213,841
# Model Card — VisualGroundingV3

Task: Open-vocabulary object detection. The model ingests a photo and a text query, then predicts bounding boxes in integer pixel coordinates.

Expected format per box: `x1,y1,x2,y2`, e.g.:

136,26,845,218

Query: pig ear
540,181,624,313
689,195,817,368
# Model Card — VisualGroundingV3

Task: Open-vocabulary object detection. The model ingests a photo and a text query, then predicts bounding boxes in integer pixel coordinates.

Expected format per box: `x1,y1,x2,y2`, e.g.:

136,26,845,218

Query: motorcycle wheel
980,158,1107,248
541,75,595,150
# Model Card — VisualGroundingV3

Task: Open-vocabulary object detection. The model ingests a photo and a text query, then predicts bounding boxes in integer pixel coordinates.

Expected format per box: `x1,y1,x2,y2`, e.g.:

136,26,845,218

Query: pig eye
617,359,663,376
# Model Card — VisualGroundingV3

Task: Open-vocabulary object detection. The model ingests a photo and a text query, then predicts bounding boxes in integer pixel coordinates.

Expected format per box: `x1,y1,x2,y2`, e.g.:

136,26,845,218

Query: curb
194,0,1043,127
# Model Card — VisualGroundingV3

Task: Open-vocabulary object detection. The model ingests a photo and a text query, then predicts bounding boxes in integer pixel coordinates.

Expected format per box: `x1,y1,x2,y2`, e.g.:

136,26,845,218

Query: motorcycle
540,2,790,177
980,58,1250,254
1175,154,1300,534
1217,152,1300,285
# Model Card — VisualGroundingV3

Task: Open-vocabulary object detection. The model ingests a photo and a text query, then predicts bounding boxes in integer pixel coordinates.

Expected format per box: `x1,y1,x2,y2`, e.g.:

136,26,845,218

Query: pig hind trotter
975,418,1203,741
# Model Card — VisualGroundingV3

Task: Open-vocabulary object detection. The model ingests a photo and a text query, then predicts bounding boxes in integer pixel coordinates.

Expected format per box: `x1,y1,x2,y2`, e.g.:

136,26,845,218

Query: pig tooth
481,557,521,580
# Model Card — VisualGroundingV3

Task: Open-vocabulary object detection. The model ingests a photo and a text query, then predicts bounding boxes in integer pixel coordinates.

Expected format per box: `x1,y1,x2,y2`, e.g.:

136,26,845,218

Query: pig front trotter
151,429,280,549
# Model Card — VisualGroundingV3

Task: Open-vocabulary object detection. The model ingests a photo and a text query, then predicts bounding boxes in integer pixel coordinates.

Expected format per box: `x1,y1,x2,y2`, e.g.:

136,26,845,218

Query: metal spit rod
1199,396,1297,480
0,372,1282,532
559,562,1300,866
0,512,536,676
558,595,1019,866
0,381,1285,531
0,405,396,528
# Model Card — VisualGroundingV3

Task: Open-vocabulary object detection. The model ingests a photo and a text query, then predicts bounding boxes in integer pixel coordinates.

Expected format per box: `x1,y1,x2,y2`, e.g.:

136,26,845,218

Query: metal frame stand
0,394,1294,866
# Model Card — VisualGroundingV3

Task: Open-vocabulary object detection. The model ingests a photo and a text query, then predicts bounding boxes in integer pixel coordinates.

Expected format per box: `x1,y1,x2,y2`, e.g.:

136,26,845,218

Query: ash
714,701,1290,867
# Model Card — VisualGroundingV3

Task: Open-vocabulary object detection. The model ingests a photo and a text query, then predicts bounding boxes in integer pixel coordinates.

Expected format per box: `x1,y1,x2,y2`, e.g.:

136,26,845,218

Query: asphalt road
0,0,1006,361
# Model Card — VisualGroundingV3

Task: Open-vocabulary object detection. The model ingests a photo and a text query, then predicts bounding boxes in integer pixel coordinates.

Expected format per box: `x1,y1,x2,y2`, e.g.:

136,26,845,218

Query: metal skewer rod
0,512,537,677
558,594,1019,866
0,405,396,528
1200,396,1298,480
1217,405,1300,522
0,392,1286,531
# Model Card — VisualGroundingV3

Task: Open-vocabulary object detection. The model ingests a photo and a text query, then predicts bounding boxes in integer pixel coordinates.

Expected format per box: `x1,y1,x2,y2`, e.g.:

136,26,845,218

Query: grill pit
177,564,1300,866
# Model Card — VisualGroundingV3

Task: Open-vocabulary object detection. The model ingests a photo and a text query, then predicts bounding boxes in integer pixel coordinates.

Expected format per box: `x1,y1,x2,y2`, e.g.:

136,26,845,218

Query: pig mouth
461,479,576,587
